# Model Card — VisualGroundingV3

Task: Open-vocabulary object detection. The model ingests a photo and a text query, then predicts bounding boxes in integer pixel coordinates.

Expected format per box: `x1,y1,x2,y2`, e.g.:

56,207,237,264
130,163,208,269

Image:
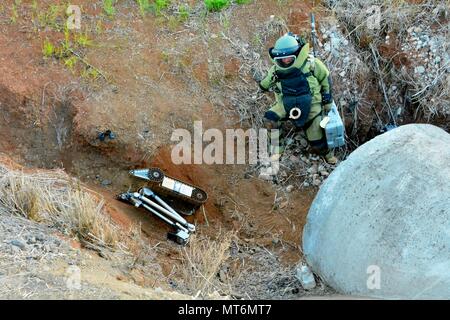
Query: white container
296,264,316,290
325,102,345,149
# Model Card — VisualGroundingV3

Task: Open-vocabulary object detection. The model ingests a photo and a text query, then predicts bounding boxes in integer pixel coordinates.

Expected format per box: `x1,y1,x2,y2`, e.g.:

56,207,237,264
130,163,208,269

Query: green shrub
103,0,116,17
178,4,190,21
204,0,230,12
136,0,151,16
42,39,55,58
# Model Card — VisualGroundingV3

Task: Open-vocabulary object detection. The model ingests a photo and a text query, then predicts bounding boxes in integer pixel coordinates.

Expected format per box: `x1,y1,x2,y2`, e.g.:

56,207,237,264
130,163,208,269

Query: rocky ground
0,208,191,299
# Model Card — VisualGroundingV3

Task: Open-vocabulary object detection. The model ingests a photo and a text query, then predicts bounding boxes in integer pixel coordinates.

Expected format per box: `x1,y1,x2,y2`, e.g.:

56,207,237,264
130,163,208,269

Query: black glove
322,93,333,113
322,92,332,105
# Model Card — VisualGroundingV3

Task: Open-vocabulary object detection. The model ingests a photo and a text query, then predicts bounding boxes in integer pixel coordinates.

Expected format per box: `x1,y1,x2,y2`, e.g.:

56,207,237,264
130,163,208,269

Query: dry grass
324,0,450,119
0,162,124,249
324,0,448,40
180,231,235,298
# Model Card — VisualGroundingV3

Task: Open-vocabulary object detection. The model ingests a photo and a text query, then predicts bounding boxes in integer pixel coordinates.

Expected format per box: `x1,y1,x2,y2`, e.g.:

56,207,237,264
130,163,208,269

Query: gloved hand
251,66,264,83
321,92,333,113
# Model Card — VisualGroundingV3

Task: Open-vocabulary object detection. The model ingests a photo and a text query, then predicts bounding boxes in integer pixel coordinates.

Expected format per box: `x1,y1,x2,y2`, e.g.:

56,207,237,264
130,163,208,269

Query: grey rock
259,172,273,181
415,66,425,74
10,239,26,250
286,185,295,193
320,171,329,177
101,179,112,186
303,124,450,299
26,236,36,244
307,165,318,175
219,270,227,283
35,233,45,242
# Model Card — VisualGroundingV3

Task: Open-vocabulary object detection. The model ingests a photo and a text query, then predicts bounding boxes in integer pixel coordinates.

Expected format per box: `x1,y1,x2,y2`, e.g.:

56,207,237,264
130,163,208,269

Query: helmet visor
274,55,297,68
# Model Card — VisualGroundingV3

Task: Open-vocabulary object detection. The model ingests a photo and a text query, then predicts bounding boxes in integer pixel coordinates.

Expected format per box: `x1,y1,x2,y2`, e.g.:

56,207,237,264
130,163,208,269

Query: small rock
259,172,273,181
11,245,21,254
301,156,310,164
286,185,295,193
26,236,36,244
415,66,425,74
320,171,329,177
10,239,26,250
303,181,310,188
295,264,316,290
35,233,45,242
307,165,318,175
219,270,227,283
101,179,112,186
279,200,289,209
313,179,321,186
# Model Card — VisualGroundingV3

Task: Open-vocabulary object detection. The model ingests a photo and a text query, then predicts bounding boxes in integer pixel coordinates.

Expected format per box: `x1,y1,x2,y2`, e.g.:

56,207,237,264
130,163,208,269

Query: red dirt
0,0,323,284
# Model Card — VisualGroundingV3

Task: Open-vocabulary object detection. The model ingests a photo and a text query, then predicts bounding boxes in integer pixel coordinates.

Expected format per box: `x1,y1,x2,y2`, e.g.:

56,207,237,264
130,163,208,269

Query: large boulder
302,124,450,299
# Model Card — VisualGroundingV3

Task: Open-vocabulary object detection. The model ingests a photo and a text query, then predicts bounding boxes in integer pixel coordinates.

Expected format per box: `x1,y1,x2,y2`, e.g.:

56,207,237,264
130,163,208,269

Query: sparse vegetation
136,0,151,16
42,39,55,58
153,0,170,15
64,56,78,72
10,0,20,24
0,163,123,248
75,32,93,48
180,233,234,297
177,4,190,22
37,4,64,30
205,0,230,12
103,0,116,17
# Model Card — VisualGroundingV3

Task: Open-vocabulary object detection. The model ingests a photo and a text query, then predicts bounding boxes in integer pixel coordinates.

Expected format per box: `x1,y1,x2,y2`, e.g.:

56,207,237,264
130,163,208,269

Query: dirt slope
0,0,332,299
